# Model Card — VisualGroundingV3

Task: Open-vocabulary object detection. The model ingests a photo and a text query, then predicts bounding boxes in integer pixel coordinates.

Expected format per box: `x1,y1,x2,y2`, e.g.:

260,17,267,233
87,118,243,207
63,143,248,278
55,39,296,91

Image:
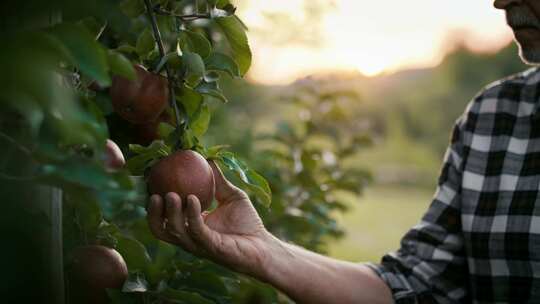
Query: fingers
164,193,184,232
147,195,176,244
208,161,248,204
148,193,223,257
186,195,218,251
163,193,198,252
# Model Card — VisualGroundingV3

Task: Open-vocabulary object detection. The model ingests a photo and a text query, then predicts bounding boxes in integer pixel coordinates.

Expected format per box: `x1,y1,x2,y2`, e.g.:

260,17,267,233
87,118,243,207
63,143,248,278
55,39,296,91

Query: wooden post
0,8,65,304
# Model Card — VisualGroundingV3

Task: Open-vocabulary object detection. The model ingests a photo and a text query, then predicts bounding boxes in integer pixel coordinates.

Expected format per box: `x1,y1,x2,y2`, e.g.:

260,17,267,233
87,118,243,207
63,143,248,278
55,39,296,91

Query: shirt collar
526,68,540,117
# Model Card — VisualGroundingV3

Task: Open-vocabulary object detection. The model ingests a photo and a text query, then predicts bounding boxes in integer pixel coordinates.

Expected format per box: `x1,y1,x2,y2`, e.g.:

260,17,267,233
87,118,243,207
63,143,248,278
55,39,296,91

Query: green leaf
81,97,109,141
161,288,214,304
116,44,137,55
125,153,158,175
136,28,156,58
67,191,103,237
129,141,171,156
180,128,197,150
155,51,181,73
126,141,171,174
116,236,151,272
208,0,230,8
107,50,136,80
158,122,175,139
195,80,228,103
153,241,177,270
10,96,44,135
120,0,146,18
182,51,205,85
94,91,114,115
204,145,229,159
179,30,212,59
49,23,111,86
78,17,107,40
176,85,203,116
214,16,252,76
129,175,149,207
39,158,120,191
146,241,177,284
184,272,228,297
218,152,271,207
204,52,240,78
191,104,211,137
129,144,149,154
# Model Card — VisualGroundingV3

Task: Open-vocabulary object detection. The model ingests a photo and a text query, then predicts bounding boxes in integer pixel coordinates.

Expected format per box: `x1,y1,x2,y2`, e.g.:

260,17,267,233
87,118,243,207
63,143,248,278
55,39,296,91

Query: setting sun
237,0,515,84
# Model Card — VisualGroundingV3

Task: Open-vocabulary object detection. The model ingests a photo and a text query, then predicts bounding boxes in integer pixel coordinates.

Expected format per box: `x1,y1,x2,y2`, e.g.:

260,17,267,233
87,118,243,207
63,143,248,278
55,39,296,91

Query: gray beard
507,6,540,65
518,43,540,65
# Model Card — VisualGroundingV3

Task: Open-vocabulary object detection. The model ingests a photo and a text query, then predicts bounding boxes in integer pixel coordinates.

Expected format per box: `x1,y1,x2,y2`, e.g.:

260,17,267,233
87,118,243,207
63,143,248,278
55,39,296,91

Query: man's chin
519,47,540,66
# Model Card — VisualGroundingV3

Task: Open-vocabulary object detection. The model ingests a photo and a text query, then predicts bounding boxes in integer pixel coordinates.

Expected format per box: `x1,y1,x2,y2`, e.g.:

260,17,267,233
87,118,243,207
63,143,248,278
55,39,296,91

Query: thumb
208,161,248,204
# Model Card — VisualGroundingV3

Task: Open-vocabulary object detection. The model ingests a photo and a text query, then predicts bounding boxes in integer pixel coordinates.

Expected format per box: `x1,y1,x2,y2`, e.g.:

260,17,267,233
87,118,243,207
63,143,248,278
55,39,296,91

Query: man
147,1,540,302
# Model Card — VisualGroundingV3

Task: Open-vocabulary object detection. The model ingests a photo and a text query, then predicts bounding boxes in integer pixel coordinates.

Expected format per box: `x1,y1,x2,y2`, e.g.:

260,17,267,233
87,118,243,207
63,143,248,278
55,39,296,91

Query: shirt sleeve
368,114,470,304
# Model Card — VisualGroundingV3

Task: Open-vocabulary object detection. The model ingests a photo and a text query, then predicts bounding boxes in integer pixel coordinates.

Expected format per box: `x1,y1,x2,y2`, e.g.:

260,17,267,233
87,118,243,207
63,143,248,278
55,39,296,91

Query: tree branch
153,7,211,21
144,0,187,148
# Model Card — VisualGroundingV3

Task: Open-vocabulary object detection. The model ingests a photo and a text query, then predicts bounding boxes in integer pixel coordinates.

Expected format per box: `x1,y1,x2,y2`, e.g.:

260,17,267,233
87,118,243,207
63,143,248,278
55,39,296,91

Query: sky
236,0,515,85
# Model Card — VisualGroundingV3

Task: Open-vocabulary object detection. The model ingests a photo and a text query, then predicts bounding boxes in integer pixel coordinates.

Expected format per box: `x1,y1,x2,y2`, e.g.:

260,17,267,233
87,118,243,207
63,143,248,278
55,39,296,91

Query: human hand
146,162,277,279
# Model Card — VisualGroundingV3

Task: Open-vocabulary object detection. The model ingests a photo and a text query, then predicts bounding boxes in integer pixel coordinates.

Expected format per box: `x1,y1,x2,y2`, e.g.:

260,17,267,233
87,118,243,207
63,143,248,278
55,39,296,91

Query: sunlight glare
238,0,514,84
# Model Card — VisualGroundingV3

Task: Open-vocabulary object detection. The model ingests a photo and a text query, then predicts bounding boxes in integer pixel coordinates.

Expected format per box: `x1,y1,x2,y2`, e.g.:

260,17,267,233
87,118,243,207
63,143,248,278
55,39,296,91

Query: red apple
66,245,128,304
147,150,215,211
110,64,168,124
104,139,125,170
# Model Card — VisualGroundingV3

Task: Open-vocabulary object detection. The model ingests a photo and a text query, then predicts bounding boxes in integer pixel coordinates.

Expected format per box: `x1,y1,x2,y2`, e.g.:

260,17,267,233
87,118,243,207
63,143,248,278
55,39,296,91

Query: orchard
0,1,370,303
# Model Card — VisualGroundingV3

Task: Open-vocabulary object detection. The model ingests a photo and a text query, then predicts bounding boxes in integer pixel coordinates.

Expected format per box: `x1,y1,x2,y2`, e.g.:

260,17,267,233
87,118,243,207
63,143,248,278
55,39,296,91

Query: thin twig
0,172,36,181
144,0,186,148
0,131,33,156
153,7,211,21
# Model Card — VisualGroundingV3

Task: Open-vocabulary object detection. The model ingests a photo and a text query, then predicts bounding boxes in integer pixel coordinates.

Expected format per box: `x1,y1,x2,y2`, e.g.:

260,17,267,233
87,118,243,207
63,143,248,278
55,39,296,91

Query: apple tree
0,0,371,303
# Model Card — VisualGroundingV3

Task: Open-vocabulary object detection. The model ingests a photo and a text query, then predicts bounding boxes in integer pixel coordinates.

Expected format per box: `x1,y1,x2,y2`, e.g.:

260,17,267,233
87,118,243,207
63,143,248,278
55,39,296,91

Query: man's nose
494,0,523,9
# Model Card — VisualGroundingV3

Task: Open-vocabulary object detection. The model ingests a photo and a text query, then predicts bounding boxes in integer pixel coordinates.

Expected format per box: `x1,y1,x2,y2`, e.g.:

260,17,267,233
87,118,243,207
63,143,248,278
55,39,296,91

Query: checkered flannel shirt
368,67,540,303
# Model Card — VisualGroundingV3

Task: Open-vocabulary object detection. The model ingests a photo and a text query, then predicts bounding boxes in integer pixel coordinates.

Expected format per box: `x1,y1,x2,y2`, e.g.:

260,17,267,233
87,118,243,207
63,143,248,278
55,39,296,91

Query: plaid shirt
368,67,540,304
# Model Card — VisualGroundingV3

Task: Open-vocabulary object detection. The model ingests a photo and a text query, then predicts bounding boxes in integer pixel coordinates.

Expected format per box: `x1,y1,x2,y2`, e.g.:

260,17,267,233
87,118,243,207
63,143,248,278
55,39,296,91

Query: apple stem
144,0,186,149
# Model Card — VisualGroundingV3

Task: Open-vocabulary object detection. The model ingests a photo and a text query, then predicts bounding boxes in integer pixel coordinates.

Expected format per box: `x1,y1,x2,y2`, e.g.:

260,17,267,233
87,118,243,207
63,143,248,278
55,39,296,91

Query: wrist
256,233,295,285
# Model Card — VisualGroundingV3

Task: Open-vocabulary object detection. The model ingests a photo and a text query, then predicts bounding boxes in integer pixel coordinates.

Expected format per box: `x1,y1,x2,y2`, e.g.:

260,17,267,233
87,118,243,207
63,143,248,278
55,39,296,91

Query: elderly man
147,1,540,303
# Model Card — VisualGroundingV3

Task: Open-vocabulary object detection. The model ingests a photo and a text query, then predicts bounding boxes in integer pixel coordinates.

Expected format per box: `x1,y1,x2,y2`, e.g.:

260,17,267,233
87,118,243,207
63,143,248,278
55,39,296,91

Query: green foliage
253,82,372,251
205,52,241,78
1,0,373,303
108,50,137,79
208,77,372,253
216,152,272,207
179,30,212,59
214,16,252,76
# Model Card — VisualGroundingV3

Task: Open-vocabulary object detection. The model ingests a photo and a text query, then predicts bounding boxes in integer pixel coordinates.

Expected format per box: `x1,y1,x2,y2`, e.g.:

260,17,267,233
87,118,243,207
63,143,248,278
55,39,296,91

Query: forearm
259,236,393,304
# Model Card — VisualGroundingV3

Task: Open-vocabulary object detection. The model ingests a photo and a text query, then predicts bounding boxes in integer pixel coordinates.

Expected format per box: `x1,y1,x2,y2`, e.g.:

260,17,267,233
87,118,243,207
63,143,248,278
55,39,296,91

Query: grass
328,184,434,263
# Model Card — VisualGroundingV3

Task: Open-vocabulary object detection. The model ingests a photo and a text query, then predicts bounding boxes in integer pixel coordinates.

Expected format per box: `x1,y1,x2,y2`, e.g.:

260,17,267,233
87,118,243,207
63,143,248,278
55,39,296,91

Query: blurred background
206,0,527,262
